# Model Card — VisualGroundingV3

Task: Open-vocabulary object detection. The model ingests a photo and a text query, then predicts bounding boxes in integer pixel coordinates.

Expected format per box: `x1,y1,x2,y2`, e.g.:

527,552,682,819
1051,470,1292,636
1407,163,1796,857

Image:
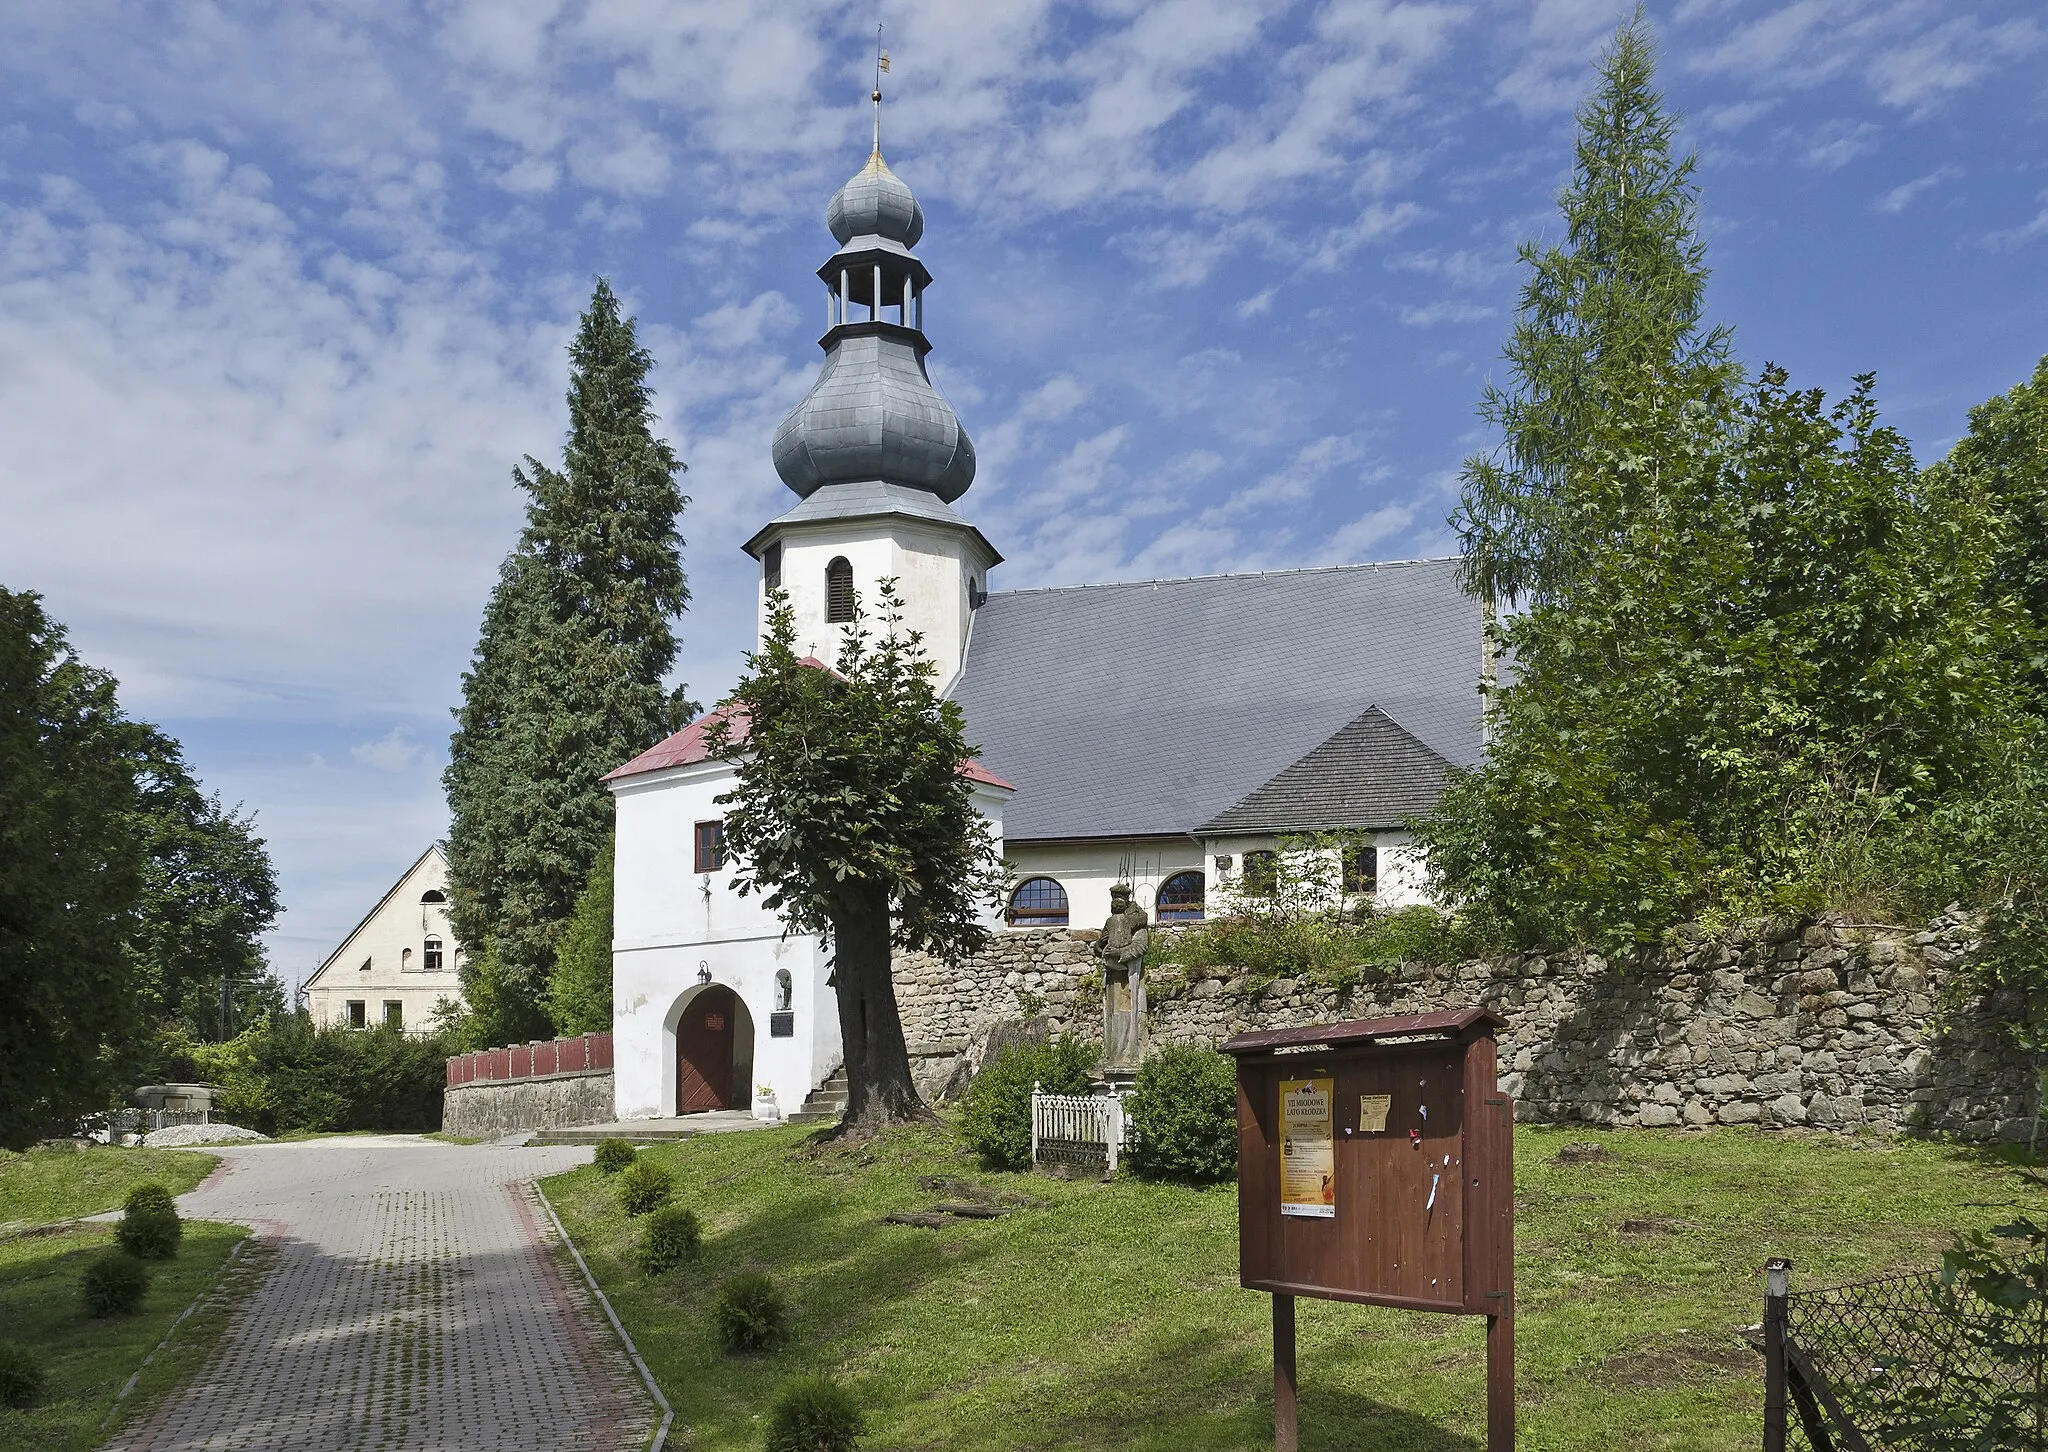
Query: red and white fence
445,1032,613,1087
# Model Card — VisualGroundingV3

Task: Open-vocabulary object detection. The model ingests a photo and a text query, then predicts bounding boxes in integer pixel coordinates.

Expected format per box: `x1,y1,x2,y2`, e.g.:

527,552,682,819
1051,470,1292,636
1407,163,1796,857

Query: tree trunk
828,887,930,1133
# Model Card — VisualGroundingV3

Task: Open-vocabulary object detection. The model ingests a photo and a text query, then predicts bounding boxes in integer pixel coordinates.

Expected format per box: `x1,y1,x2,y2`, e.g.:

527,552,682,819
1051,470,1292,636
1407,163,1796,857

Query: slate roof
1198,706,1453,834
948,558,1484,843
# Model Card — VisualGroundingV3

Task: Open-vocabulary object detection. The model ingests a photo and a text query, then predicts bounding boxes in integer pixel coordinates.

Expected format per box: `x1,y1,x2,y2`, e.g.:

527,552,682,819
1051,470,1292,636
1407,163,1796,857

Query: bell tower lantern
744,88,999,687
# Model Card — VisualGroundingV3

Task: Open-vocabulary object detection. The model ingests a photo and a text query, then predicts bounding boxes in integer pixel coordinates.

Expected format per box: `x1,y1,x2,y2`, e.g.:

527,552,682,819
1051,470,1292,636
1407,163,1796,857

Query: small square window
694,820,727,874
346,1000,367,1028
383,1000,404,1030
1343,844,1379,896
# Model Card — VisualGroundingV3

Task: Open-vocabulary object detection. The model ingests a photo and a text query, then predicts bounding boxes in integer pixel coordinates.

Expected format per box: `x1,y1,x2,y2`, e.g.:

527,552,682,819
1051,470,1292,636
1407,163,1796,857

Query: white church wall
1202,830,1432,916
1000,841,1206,934
763,517,994,687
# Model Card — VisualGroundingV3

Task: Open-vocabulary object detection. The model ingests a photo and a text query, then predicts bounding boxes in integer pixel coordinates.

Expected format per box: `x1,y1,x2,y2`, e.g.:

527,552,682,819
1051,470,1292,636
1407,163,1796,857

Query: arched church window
763,541,782,591
1240,850,1279,897
423,937,443,972
1156,871,1205,922
1343,843,1379,896
825,557,854,622
420,889,446,904
1006,877,1069,927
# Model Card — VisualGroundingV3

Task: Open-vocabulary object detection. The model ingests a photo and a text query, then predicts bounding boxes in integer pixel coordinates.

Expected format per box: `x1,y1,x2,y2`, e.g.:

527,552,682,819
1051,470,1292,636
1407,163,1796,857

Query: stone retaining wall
441,1070,615,1138
894,914,2040,1139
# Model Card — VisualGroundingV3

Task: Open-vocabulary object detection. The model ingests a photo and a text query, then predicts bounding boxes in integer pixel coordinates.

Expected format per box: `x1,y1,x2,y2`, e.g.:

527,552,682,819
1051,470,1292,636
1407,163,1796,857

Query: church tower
744,93,998,687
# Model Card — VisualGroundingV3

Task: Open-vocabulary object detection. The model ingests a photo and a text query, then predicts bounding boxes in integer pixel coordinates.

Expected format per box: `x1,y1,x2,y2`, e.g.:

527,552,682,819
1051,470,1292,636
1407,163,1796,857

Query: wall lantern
697,961,712,985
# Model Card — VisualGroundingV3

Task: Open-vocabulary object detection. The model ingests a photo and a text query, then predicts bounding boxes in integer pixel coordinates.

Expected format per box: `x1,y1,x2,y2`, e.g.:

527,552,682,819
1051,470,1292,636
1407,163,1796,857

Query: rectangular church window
763,541,782,590
695,820,727,873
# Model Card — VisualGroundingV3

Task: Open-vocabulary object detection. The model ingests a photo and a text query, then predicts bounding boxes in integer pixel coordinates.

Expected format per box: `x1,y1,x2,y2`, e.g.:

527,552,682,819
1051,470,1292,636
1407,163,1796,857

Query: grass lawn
544,1121,2045,1451
0,1145,220,1230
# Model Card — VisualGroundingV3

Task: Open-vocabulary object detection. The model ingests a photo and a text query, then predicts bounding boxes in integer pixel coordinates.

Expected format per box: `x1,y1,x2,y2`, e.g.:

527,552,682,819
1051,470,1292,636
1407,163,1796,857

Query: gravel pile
140,1123,271,1148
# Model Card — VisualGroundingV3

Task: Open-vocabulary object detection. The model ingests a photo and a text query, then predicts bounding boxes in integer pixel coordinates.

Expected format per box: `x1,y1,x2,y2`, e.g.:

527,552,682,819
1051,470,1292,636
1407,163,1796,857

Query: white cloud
351,727,423,773
1875,166,1959,214
1798,118,1881,171
1399,299,1497,326
1236,286,1277,318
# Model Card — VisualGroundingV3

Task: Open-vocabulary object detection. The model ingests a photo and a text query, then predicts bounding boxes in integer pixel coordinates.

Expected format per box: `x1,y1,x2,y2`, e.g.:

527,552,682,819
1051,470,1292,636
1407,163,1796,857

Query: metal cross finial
871,23,889,156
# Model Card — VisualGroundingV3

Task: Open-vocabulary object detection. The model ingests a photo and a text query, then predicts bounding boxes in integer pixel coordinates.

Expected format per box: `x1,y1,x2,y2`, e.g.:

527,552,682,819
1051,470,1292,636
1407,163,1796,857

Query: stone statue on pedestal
1093,883,1151,1072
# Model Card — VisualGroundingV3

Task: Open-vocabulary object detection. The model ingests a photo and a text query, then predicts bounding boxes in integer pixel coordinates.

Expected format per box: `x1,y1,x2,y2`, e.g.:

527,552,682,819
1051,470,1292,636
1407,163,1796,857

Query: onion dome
771,140,974,505
827,151,924,248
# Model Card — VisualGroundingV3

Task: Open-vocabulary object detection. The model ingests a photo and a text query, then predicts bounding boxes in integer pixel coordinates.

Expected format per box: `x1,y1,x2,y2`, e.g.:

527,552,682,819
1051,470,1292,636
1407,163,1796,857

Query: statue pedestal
1092,1069,1137,1099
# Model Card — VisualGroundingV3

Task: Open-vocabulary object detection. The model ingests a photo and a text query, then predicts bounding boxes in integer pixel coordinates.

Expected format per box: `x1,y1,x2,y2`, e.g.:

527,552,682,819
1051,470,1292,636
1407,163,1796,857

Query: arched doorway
674,985,754,1115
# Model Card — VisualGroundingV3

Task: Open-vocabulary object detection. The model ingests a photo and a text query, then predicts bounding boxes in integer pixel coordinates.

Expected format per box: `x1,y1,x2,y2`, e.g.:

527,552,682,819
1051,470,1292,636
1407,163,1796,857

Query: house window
420,889,446,904
1344,844,1379,896
1156,871,1205,923
1240,850,1279,897
695,820,727,873
763,541,782,590
359,956,371,972
1006,877,1069,927
346,1000,367,1028
424,937,443,972
383,1000,404,1030
825,556,854,623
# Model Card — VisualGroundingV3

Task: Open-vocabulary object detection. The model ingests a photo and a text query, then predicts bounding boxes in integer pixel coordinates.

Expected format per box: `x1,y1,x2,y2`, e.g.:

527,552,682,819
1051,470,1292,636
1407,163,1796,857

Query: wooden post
1273,1292,1297,1452
1763,1259,1791,1452
1487,1311,1514,1450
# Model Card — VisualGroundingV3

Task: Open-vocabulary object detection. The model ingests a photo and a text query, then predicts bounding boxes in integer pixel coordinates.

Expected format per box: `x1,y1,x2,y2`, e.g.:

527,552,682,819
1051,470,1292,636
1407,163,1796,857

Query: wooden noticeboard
1223,1008,1515,1450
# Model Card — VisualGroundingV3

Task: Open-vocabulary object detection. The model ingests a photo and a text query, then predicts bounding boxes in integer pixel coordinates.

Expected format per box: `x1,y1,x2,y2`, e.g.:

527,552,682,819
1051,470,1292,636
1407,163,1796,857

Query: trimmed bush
117,1181,182,1259
958,1034,1096,1171
81,1251,151,1317
765,1374,864,1451
0,1340,46,1409
1126,1045,1239,1185
618,1158,675,1216
714,1271,789,1353
593,1138,637,1175
638,1204,702,1275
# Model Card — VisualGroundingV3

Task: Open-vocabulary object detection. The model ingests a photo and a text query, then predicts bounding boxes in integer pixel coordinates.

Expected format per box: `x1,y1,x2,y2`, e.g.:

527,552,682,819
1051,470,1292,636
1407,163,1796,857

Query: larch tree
1451,6,1736,608
711,585,1006,1133
445,279,691,1046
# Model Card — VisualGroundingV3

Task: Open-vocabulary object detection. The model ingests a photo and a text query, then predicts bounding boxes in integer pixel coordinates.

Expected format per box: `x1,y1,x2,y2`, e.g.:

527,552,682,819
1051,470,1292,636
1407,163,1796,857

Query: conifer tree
545,837,614,1037
445,280,690,1045
1452,8,1735,607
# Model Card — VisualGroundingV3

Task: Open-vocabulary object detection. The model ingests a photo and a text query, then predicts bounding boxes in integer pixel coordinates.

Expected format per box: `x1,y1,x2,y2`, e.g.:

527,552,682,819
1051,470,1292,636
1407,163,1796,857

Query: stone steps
786,1067,848,1126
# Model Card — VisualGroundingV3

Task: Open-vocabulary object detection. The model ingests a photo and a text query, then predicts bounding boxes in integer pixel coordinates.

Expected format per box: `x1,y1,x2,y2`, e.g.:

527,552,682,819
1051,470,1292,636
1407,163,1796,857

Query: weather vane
872,22,889,156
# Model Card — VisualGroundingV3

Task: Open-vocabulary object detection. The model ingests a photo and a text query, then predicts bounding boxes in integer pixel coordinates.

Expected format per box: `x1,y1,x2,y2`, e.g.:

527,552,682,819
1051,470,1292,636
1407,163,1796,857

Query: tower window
1156,871,1205,923
695,820,727,873
825,557,854,623
1006,877,1069,927
763,541,782,590
424,936,444,972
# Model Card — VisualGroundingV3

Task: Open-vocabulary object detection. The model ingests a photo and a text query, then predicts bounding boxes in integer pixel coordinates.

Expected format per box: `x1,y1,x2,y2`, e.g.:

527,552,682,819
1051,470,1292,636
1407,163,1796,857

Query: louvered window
825,556,854,622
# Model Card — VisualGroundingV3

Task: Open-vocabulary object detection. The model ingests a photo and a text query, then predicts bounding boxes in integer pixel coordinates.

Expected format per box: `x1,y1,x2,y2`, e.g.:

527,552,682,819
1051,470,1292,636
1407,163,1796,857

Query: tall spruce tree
445,280,690,1045
1452,7,1735,607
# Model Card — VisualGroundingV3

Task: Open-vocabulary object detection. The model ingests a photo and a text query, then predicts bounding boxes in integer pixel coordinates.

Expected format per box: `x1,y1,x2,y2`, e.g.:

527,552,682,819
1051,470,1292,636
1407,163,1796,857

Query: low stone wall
442,1069,614,1138
894,915,2040,1139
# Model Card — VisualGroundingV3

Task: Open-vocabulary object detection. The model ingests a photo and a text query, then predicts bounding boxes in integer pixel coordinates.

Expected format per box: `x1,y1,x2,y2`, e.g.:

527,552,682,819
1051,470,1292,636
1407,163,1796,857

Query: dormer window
763,541,782,590
825,557,854,623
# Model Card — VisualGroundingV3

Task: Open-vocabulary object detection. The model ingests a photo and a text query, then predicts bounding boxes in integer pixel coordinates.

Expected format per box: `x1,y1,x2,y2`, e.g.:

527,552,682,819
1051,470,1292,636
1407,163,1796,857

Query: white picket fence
1030,1083,1132,1177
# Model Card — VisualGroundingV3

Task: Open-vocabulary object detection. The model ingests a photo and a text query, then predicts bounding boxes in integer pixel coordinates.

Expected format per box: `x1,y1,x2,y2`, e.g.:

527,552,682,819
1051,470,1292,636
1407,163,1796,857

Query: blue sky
2,0,2043,996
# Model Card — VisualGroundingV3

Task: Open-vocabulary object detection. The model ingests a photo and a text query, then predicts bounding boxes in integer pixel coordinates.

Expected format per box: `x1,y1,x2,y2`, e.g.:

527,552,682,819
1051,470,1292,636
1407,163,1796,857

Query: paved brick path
105,1136,655,1451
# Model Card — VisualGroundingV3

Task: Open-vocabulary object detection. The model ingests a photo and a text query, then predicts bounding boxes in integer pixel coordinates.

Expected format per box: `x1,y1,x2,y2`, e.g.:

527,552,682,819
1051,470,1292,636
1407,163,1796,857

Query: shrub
766,1374,865,1451
117,1182,182,1259
617,1158,675,1216
958,1035,1096,1171
0,1340,45,1408
171,1016,455,1135
714,1271,789,1353
593,1139,637,1175
638,1204,702,1274
1127,1046,1239,1185
81,1251,151,1317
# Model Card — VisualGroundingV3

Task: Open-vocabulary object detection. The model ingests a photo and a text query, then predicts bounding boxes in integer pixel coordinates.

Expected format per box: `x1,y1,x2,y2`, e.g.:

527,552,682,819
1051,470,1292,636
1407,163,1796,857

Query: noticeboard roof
1220,1007,1503,1058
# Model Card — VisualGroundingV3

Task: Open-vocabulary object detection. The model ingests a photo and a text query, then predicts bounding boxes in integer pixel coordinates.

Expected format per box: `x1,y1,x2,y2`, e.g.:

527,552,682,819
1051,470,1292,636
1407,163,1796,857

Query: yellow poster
1280,1077,1336,1218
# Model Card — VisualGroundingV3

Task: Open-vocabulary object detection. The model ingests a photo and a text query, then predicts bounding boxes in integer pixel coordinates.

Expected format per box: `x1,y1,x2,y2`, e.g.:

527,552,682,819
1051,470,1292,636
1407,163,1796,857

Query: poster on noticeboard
1279,1076,1336,1218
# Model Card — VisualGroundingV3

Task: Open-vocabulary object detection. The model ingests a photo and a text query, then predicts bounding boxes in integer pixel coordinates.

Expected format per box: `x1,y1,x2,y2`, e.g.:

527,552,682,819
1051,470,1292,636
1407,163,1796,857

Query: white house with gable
302,845,465,1034
603,116,1486,1122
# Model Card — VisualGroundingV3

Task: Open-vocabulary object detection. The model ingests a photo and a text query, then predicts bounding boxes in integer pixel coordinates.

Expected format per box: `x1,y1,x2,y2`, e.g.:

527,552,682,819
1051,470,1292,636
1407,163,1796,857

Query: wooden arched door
676,985,737,1115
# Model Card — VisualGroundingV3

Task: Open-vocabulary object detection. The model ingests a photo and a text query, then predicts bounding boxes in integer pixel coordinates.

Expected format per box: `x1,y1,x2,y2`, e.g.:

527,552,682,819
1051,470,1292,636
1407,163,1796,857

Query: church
602,122,1488,1124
